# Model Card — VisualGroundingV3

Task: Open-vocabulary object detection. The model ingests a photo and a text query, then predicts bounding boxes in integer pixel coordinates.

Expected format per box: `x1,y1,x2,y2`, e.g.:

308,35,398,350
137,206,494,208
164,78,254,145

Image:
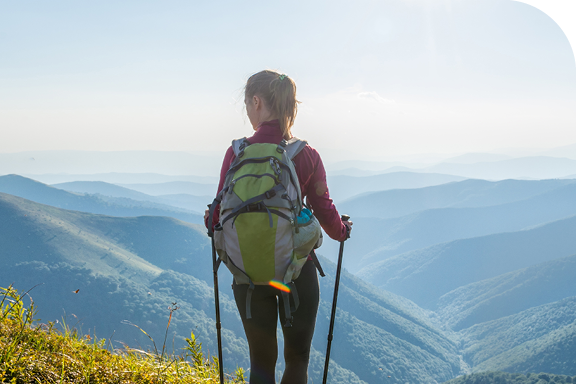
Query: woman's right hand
344,220,353,238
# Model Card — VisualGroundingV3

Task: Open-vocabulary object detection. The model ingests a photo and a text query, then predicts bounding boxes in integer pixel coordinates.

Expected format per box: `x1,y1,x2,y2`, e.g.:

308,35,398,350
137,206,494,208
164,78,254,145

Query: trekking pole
208,204,225,384
322,214,350,384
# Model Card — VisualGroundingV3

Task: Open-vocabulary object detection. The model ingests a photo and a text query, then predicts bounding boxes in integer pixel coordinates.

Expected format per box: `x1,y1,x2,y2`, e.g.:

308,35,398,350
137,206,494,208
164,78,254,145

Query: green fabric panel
234,165,276,202
243,143,283,161
233,144,283,202
236,212,278,282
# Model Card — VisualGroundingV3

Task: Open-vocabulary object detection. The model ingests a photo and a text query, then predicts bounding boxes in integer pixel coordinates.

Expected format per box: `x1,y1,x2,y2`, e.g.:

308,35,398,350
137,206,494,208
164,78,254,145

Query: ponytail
245,70,300,139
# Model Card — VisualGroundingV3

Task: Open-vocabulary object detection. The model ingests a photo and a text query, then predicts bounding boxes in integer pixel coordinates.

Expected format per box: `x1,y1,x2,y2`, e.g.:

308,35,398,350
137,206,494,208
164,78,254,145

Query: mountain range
327,155,576,180
339,178,575,219
3,171,576,381
0,191,464,383
324,179,576,272
357,214,576,309
327,172,466,203
0,175,203,224
52,180,212,214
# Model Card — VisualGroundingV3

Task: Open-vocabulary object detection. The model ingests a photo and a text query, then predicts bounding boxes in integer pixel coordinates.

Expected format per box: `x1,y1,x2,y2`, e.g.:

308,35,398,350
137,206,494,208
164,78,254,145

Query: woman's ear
252,95,261,110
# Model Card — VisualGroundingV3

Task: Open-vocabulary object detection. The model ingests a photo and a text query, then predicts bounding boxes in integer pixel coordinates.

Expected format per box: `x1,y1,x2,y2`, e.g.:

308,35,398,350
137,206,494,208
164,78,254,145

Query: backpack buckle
265,190,276,199
277,140,287,154
246,202,263,212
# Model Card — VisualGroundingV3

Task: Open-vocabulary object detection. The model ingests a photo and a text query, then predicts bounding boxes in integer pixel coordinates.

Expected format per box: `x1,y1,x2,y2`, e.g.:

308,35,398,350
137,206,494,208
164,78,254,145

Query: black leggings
233,260,319,384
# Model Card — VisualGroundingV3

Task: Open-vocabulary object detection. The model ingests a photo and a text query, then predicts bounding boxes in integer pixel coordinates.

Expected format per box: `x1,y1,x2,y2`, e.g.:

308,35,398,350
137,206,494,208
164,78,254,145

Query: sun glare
269,280,291,293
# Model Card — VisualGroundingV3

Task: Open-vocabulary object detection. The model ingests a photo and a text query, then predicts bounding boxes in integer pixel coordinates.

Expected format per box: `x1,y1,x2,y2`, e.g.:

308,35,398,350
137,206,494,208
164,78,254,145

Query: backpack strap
310,250,326,277
231,138,251,157
246,281,255,319
285,137,308,160
281,291,293,327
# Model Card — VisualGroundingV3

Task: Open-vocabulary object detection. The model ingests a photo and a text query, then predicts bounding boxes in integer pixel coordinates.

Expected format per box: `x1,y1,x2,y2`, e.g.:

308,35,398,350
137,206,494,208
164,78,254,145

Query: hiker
205,69,352,384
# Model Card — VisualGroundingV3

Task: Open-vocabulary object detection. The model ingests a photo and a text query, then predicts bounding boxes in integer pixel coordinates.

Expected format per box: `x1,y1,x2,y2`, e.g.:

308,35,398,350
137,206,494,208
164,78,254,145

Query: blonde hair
245,70,300,140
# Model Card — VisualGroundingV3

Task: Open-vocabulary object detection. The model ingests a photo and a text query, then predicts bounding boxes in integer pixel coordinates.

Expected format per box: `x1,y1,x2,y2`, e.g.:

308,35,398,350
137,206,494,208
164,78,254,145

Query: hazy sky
1,0,575,161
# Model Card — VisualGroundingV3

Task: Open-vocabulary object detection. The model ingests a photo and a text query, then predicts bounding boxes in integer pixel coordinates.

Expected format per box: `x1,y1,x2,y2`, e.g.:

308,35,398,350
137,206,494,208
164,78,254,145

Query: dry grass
0,285,245,384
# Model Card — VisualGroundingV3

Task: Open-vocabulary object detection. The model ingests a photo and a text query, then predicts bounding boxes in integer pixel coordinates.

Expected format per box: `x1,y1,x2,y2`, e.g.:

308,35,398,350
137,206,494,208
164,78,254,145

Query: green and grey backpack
207,137,322,327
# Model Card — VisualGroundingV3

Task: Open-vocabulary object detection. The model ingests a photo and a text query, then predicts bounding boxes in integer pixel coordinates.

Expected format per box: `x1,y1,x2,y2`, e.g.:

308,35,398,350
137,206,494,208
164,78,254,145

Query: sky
1,0,575,162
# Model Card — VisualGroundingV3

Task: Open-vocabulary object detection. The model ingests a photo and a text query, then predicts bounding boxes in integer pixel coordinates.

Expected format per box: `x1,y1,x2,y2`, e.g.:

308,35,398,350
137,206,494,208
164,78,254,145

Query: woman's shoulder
296,139,321,162
292,139,324,173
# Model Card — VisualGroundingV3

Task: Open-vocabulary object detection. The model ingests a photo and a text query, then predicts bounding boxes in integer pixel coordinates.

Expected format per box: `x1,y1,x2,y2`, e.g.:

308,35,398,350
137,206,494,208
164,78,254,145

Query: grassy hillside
339,182,576,272
457,297,576,372
0,175,203,224
357,214,576,308
0,192,462,383
436,254,576,330
0,192,249,370
0,285,244,383
339,179,573,220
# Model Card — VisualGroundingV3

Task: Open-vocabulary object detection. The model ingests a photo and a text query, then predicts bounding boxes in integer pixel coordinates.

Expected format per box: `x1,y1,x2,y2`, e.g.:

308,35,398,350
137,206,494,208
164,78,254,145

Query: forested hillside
457,297,576,373
357,215,576,308
436,255,576,330
444,371,576,384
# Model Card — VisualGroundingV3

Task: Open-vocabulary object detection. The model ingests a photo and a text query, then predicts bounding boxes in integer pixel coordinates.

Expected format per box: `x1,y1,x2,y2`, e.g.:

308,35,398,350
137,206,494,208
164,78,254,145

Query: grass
0,285,245,383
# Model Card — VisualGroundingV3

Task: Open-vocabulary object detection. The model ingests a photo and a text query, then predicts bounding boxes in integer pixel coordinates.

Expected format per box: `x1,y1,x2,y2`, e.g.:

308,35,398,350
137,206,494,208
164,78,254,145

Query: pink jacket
206,120,348,242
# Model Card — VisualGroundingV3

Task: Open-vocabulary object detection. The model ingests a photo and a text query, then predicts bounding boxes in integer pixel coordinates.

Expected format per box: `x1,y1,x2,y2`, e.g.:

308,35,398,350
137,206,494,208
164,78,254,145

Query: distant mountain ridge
425,156,576,180
334,181,576,272
327,171,466,203
53,181,156,201
0,150,222,176
326,155,576,180
0,175,203,224
117,181,217,197
53,181,211,213
339,178,574,219
26,172,219,185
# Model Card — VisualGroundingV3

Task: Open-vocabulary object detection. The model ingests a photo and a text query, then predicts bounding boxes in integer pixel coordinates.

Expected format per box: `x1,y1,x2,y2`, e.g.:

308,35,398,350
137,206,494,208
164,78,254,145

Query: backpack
207,137,322,327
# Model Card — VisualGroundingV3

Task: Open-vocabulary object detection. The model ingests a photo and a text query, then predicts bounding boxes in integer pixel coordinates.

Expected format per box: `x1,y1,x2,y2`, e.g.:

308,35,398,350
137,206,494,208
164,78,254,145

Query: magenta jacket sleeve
205,146,235,230
298,148,348,242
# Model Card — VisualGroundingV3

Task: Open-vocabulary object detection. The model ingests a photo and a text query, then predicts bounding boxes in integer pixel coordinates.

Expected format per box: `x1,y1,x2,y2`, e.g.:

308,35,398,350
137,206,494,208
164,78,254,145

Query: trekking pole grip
342,214,350,239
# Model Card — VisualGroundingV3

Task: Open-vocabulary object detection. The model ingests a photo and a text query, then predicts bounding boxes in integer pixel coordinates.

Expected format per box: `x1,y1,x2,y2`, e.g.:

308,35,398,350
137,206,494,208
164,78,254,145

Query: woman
205,69,352,384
